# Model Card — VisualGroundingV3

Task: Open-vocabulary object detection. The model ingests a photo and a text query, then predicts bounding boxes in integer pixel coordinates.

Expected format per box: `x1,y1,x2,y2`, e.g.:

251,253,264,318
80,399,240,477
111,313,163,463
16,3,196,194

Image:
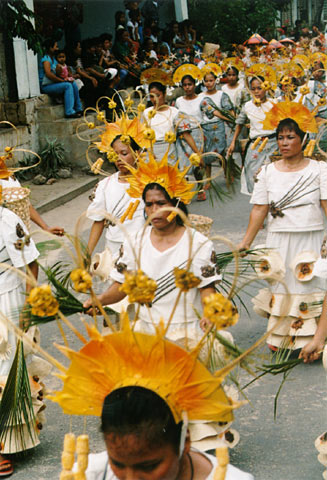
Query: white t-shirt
110,227,221,332
221,82,245,107
175,96,203,123
82,450,254,480
144,106,179,141
0,207,39,294
251,160,327,232
86,173,145,248
236,99,276,139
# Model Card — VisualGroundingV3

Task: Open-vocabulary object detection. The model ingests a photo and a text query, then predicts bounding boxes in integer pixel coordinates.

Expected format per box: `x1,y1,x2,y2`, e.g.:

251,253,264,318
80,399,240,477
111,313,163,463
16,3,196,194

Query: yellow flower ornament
120,269,157,305
28,285,59,317
203,293,239,330
70,269,93,293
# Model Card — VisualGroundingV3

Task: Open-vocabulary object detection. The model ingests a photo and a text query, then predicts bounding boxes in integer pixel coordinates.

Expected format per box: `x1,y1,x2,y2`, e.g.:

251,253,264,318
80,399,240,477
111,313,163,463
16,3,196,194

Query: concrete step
37,104,66,122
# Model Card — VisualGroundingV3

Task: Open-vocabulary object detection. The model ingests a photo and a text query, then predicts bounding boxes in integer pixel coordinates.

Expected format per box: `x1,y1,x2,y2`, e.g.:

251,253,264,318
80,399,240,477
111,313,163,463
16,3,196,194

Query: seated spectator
38,38,82,118
139,37,158,65
66,40,103,108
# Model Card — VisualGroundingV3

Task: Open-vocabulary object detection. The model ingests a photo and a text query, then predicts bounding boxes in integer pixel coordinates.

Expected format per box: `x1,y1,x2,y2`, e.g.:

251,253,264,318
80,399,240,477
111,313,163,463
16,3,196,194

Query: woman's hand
299,339,324,363
83,297,100,316
226,141,235,158
200,317,212,332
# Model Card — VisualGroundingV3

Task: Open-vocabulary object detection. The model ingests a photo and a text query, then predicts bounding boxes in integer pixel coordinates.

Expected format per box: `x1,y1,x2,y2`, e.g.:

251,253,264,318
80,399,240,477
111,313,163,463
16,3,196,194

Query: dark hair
149,81,167,94
276,118,305,141
142,183,188,226
226,66,239,76
101,386,182,454
100,33,113,43
111,135,141,152
181,74,195,85
115,10,126,28
56,49,66,57
43,37,57,52
203,71,217,80
249,75,264,86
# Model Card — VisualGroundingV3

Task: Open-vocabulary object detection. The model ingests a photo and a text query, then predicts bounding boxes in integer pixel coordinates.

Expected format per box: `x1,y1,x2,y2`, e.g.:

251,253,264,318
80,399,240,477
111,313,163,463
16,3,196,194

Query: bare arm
29,205,64,236
43,60,64,83
87,220,104,255
299,294,327,363
21,260,38,329
213,109,232,123
238,204,269,250
85,67,106,79
182,131,201,154
83,281,126,314
76,67,98,87
226,124,242,157
199,284,216,331
321,199,327,218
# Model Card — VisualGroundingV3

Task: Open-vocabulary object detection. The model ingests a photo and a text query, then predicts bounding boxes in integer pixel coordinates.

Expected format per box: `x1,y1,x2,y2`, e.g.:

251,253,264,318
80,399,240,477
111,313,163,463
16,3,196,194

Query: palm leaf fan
0,340,38,453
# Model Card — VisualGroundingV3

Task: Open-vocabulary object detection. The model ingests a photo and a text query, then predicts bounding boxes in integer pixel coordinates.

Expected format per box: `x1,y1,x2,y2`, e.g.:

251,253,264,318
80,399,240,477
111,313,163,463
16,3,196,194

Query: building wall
78,0,175,40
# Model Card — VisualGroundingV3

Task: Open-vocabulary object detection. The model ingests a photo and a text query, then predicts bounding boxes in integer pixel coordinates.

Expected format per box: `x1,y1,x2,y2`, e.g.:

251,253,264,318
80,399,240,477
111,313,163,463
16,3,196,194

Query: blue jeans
41,81,82,115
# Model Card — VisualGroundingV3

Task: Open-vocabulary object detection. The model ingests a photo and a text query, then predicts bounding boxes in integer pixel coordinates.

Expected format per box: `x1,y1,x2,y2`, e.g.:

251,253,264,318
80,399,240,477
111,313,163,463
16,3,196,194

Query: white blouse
236,99,276,139
0,207,39,294
175,95,203,123
222,82,245,107
86,172,145,247
110,227,221,329
251,160,327,232
143,106,179,141
83,450,254,480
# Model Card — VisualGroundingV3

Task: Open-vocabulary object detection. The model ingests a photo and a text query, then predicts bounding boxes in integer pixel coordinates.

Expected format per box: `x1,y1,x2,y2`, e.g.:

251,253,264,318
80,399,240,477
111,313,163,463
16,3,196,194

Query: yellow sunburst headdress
292,54,310,71
93,113,152,155
201,62,222,78
140,67,174,86
310,52,327,70
124,150,196,205
172,63,203,84
221,57,244,73
261,100,318,134
49,317,235,423
245,63,277,89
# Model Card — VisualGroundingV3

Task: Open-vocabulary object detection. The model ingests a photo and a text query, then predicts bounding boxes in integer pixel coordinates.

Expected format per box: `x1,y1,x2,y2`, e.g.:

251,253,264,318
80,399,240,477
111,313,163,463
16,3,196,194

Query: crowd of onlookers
38,0,205,118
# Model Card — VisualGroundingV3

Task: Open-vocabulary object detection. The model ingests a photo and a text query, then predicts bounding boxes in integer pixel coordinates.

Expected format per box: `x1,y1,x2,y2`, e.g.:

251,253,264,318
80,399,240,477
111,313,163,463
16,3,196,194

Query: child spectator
56,50,75,82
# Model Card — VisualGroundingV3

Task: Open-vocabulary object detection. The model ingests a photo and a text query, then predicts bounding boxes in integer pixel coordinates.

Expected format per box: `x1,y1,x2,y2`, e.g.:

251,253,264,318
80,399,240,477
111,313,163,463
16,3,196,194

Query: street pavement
9,174,327,480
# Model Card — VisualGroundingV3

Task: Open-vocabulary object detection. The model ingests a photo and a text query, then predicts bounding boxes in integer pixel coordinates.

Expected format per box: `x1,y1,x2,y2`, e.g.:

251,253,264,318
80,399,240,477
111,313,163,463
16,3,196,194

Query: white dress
175,96,204,170
87,172,145,256
110,226,221,341
236,99,277,195
82,450,254,480
143,106,179,163
0,207,51,453
251,160,327,348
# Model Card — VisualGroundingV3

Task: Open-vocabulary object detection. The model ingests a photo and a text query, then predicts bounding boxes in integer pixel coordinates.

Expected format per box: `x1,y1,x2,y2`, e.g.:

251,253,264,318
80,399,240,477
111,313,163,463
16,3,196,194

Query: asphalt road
9,174,327,480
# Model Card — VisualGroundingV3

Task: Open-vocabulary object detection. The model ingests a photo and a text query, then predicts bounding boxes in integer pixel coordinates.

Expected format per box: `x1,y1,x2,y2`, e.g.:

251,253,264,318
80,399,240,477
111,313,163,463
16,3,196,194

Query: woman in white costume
227,77,277,195
85,178,220,342
87,136,145,258
239,108,327,351
143,81,179,164
0,198,50,475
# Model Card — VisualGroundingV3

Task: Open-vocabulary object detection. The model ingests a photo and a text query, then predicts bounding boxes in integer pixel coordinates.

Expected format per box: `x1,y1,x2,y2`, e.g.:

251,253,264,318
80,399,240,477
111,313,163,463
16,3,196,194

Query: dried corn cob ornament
213,446,229,480
59,433,76,480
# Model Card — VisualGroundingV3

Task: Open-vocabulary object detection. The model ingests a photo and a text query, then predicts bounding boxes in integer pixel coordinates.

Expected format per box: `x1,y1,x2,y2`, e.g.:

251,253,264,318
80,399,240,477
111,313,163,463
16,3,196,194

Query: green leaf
0,341,38,453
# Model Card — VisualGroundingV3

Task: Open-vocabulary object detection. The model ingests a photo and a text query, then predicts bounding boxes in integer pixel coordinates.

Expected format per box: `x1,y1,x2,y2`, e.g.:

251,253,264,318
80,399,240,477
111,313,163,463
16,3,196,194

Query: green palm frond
36,240,61,259
0,340,37,453
24,261,115,326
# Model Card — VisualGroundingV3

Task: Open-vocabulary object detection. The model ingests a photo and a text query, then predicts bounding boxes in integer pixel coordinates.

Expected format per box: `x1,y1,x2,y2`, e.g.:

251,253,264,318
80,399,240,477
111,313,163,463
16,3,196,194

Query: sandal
197,190,206,202
0,459,13,477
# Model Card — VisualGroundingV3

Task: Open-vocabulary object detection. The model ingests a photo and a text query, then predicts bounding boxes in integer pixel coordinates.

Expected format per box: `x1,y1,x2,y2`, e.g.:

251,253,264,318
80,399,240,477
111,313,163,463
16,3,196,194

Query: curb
34,177,98,214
